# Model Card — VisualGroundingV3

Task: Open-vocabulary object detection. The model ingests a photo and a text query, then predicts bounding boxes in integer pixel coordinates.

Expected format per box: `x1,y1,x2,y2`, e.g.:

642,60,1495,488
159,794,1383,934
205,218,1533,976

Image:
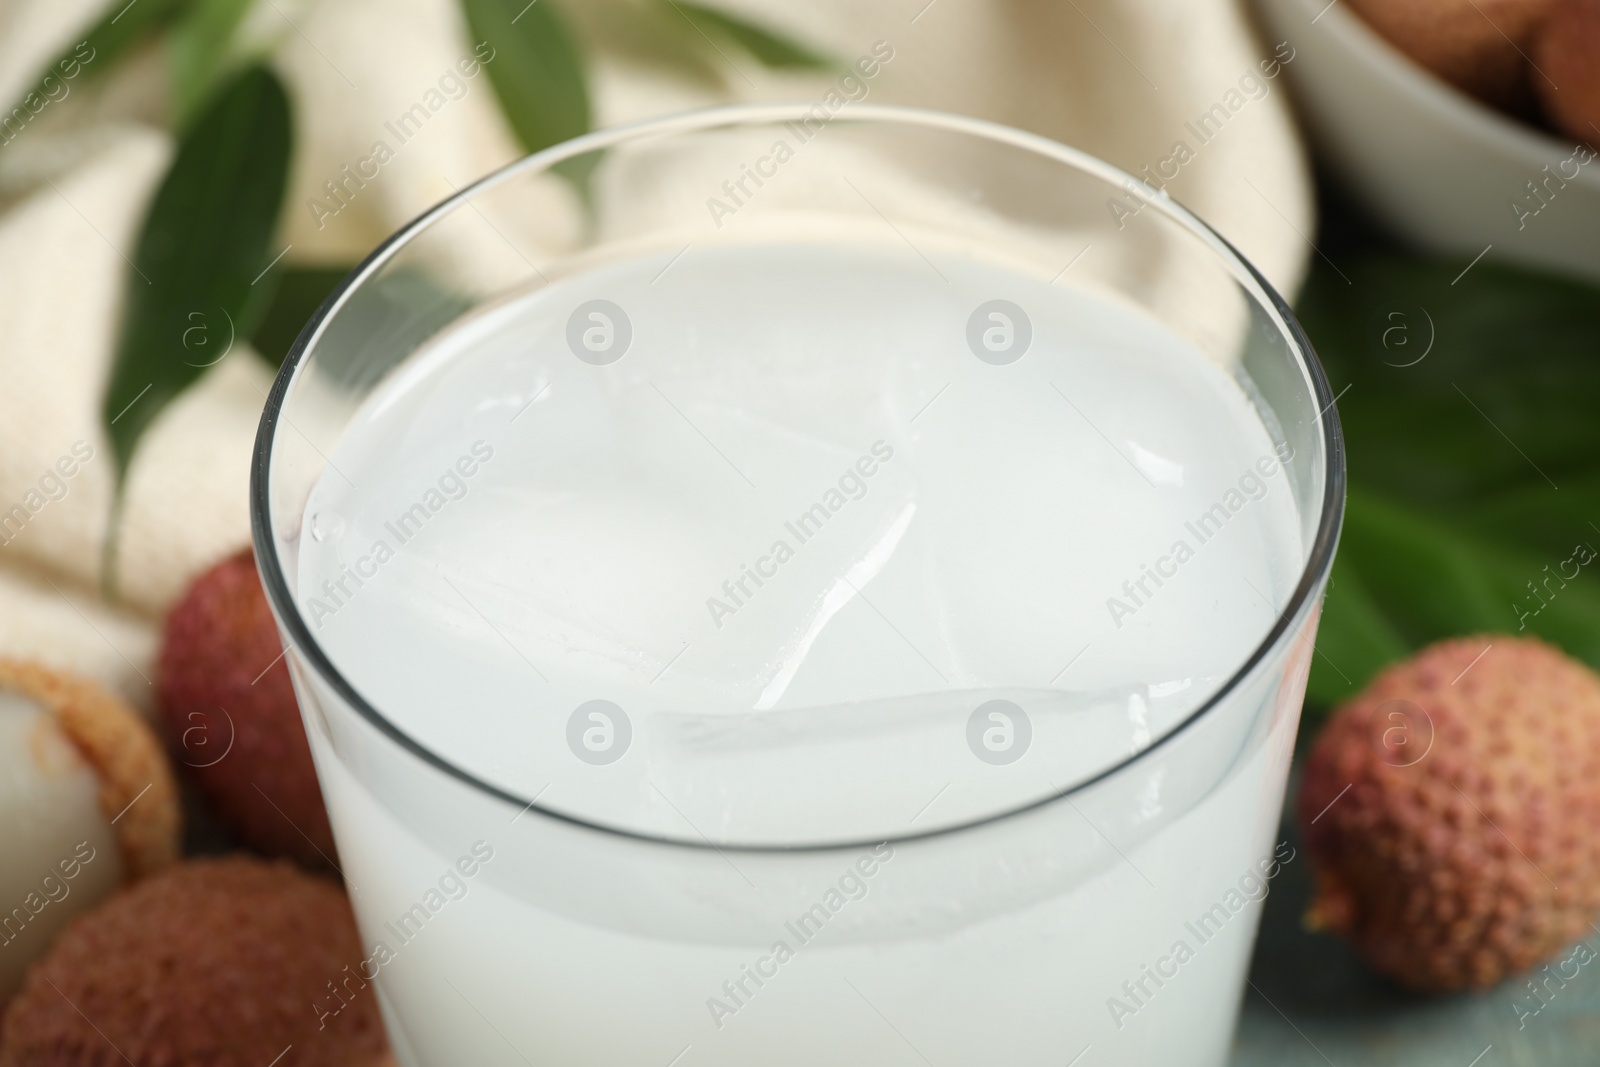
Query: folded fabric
0,0,1312,712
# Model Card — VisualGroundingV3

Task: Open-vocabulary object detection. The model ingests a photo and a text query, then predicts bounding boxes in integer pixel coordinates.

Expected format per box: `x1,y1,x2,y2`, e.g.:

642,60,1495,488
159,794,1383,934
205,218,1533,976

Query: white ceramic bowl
1254,0,1600,282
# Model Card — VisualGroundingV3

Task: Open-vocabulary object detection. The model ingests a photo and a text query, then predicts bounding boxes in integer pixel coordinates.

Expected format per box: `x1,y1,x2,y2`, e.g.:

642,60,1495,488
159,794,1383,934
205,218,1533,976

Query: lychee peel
1298,635,1600,991
157,549,336,869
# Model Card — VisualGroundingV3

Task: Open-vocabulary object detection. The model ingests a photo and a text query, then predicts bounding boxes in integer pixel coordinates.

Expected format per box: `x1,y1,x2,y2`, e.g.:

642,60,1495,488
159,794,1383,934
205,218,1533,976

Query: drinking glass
252,104,1344,1067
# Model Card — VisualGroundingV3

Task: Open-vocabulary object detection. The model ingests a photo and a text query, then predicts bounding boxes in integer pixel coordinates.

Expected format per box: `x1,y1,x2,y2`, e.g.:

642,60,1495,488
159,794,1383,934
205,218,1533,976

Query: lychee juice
292,241,1316,1066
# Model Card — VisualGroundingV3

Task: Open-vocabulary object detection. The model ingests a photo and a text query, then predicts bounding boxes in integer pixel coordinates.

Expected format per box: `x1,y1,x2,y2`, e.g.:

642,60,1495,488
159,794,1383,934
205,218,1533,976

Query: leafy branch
41,0,831,596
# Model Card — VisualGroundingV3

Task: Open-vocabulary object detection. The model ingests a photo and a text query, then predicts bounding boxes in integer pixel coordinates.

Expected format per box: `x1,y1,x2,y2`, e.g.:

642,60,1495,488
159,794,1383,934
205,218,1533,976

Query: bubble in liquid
309,512,345,542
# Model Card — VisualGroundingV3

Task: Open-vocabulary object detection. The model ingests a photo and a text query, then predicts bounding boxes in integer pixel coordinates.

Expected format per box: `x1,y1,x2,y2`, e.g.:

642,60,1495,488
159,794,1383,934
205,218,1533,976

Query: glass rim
250,102,1347,855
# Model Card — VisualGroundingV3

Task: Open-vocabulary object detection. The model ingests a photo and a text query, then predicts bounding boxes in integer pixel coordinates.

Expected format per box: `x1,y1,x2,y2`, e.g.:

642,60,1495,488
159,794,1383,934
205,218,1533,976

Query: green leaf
460,0,590,155
310,267,474,390
6,0,194,131
665,1,833,70
1297,252,1600,717
102,63,291,487
1298,259,1600,508
558,3,725,88
168,0,257,125
249,265,355,367
1306,557,1409,707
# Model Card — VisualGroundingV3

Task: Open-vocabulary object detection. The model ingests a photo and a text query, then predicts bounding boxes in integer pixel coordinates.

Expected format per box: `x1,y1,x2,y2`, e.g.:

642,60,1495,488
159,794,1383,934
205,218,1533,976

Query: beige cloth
0,0,1313,712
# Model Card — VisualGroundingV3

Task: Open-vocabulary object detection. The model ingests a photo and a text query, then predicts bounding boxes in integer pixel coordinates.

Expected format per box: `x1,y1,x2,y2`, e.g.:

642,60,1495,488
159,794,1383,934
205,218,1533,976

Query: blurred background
0,0,1597,1063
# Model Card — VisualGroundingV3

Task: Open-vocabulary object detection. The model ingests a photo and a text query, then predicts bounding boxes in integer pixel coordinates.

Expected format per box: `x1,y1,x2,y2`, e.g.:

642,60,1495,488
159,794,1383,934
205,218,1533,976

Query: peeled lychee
0,856,389,1067
157,549,335,870
0,660,180,1001
1346,0,1558,108
1298,635,1600,991
1532,0,1600,141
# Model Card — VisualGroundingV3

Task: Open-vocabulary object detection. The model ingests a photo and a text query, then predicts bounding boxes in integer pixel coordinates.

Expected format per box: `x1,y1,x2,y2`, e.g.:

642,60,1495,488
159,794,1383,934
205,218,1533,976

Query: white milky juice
293,242,1309,1066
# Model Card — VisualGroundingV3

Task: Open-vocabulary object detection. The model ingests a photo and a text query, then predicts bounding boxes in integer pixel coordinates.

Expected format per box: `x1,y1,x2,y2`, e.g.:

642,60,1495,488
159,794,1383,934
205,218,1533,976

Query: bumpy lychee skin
0,857,388,1067
158,549,335,869
1346,0,1557,108
1532,0,1600,141
1298,636,1600,991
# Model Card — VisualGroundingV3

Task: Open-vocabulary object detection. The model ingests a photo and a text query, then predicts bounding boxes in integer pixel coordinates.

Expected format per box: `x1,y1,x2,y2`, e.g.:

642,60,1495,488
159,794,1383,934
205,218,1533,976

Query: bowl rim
1274,0,1600,183
250,102,1347,854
